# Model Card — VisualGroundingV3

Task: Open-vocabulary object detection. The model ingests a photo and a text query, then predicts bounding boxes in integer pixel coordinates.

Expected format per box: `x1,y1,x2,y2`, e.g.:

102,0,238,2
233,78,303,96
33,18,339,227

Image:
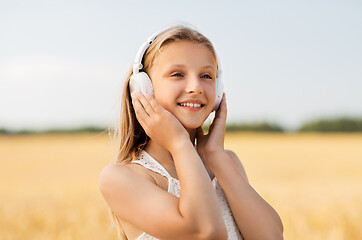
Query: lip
177,99,206,105
177,99,206,111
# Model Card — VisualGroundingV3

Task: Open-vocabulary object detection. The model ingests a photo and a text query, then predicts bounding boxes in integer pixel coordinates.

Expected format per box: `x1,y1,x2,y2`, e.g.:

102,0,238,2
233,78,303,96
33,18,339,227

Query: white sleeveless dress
130,150,243,240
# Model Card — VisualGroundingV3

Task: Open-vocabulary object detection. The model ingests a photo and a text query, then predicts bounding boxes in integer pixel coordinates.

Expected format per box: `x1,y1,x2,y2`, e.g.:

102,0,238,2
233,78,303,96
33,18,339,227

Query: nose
185,75,203,95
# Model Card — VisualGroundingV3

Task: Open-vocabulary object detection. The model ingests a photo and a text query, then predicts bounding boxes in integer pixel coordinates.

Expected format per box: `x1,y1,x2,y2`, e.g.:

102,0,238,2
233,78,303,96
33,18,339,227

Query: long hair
109,25,217,240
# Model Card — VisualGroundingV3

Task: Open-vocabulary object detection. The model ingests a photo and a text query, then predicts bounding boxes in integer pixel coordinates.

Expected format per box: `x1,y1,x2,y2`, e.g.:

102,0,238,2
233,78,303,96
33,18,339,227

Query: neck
145,128,197,166
187,128,197,144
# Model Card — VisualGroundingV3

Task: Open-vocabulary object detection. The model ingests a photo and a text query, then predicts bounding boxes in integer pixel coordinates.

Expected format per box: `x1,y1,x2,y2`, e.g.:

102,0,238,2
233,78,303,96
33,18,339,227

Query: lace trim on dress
131,150,180,197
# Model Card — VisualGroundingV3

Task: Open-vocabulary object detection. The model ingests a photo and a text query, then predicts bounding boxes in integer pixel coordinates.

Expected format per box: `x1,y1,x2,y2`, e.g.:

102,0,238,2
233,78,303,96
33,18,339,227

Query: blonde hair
109,25,217,240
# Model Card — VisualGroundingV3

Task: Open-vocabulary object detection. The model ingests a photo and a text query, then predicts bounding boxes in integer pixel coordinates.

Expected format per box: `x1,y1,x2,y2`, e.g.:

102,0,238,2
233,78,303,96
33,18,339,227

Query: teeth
180,103,202,107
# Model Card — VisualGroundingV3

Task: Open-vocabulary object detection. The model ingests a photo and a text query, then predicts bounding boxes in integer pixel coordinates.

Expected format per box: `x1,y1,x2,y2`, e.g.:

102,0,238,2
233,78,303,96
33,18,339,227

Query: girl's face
148,40,217,131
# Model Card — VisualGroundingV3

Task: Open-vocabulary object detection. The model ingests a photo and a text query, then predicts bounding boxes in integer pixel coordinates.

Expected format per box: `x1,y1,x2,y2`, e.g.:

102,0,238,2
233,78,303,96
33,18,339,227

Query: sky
1,0,361,131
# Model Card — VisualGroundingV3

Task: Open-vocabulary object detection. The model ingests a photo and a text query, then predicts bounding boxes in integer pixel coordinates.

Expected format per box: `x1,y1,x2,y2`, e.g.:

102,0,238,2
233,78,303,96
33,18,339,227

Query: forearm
170,141,226,234
206,151,284,240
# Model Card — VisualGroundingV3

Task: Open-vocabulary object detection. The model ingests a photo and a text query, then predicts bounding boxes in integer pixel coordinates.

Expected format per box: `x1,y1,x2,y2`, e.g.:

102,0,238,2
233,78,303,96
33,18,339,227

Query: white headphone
129,30,224,112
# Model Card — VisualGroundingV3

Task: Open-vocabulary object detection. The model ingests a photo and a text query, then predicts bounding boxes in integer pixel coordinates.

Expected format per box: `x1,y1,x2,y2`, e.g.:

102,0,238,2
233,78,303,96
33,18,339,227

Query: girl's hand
196,93,227,161
131,91,190,153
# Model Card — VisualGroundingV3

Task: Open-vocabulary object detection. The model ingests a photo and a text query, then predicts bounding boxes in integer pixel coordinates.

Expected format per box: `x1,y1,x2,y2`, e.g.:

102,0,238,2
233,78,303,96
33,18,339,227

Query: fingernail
131,91,139,99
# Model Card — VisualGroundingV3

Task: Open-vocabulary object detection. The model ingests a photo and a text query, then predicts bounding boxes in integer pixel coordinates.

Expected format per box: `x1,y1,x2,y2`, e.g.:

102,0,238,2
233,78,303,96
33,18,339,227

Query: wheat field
0,133,361,240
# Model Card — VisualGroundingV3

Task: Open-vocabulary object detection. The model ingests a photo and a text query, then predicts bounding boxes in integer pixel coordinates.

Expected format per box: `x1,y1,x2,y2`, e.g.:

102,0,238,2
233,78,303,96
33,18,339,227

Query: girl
99,25,283,240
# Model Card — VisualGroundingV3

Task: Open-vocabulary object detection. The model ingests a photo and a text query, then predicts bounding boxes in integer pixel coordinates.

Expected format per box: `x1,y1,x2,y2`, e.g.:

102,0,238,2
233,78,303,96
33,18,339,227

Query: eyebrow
167,64,216,70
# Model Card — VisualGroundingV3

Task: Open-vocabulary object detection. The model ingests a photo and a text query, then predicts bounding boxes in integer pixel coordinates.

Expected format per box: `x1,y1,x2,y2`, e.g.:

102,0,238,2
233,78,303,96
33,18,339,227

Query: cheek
205,82,216,101
153,85,176,109
153,80,179,99
204,83,216,112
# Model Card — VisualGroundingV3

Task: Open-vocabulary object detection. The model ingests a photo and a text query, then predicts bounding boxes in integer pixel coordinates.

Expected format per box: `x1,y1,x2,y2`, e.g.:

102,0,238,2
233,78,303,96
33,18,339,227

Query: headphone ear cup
129,72,154,96
212,77,224,111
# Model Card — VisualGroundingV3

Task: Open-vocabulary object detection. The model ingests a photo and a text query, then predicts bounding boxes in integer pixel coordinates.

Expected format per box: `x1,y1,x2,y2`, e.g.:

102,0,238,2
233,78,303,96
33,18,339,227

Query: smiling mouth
177,103,205,108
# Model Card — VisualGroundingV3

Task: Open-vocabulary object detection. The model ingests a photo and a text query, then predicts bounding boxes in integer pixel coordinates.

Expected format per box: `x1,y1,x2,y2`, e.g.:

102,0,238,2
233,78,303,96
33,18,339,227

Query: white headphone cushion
213,77,224,111
129,72,154,96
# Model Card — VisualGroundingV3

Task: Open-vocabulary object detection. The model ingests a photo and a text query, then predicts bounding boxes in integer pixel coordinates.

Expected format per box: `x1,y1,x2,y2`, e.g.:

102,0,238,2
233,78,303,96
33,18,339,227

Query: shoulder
225,149,249,183
99,162,156,195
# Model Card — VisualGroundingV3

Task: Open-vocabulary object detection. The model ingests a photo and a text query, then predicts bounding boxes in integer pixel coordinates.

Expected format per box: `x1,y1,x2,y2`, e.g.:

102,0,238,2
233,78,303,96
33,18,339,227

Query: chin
181,121,203,130
176,112,210,131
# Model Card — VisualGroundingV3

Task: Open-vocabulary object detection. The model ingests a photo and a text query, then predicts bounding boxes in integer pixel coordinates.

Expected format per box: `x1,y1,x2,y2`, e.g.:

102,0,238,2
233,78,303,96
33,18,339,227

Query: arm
99,92,227,240
205,150,284,240
196,94,283,239
172,140,228,239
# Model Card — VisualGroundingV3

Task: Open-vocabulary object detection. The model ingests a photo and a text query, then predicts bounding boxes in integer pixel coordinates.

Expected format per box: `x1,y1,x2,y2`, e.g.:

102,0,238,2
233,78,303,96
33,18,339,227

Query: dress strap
131,150,173,180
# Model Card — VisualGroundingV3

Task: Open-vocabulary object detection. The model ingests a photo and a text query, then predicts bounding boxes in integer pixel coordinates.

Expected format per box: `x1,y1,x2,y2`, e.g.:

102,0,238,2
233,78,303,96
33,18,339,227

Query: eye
171,73,183,78
200,74,212,79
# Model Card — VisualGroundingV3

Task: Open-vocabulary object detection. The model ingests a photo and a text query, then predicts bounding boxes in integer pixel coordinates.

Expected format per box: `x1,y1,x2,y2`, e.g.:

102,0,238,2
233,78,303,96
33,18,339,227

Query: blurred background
0,0,361,239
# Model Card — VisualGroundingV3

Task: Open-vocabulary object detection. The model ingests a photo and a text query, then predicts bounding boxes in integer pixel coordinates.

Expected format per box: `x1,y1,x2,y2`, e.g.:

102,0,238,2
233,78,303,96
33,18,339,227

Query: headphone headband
133,30,162,74
132,30,222,77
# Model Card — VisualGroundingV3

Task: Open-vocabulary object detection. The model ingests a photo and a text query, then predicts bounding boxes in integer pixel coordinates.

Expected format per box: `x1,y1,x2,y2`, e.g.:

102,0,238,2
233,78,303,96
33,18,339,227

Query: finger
137,92,156,116
215,93,227,121
144,93,163,113
132,94,151,125
209,120,215,133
